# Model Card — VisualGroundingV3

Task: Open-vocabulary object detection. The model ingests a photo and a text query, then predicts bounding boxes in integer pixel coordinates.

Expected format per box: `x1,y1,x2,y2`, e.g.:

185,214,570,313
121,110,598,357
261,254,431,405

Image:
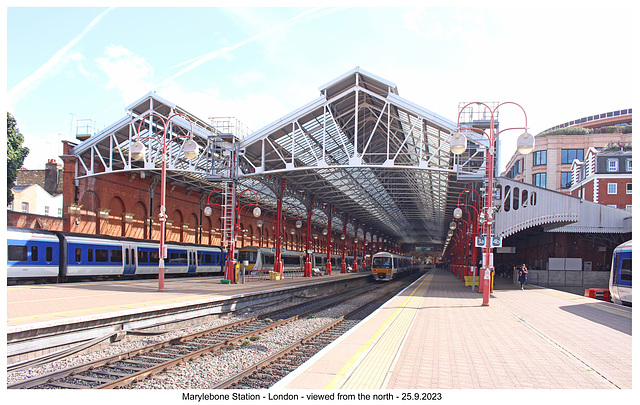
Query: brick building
502,108,632,195
570,146,632,211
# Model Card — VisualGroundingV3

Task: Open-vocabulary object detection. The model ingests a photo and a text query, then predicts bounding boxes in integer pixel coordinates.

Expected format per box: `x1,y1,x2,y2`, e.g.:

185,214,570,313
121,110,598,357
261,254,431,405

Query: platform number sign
491,237,502,247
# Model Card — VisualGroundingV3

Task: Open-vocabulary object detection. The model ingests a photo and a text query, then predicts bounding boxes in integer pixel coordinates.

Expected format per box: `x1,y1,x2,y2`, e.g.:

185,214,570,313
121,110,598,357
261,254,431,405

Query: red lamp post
131,113,199,292
450,102,534,306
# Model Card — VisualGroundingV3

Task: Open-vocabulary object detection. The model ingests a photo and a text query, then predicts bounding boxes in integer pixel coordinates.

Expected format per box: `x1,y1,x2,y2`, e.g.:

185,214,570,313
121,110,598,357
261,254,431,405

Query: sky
4,2,636,172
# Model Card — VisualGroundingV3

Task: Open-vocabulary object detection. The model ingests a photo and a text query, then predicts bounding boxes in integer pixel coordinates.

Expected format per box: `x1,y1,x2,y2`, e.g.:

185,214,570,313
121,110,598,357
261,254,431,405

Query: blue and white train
609,239,632,306
7,227,224,283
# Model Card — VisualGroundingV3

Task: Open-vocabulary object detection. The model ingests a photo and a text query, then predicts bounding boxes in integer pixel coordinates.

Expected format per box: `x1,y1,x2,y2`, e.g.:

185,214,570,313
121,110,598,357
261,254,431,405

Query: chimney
44,159,59,195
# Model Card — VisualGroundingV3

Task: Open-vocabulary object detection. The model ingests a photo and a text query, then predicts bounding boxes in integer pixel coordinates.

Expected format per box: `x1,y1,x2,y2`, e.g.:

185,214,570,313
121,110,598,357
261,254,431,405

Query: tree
7,112,29,205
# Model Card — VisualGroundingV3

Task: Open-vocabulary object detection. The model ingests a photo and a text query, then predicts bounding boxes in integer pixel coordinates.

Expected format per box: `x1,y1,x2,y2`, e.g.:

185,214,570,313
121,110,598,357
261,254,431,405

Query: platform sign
491,237,503,247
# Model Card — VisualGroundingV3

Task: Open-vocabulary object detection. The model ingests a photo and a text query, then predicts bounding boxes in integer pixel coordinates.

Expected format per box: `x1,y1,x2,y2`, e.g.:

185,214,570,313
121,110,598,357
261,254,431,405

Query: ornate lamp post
131,113,200,292
450,102,534,306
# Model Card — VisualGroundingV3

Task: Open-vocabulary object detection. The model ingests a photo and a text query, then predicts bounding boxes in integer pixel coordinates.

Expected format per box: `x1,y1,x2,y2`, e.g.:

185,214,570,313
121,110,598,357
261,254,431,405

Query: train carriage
237,246,303,273
372,251,415,281
610,240,632,306
7,227,224,282
7,227,61,280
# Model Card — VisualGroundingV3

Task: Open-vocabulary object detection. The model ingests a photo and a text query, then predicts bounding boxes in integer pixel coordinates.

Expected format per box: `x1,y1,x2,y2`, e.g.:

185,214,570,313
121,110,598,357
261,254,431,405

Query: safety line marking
325,273,433,389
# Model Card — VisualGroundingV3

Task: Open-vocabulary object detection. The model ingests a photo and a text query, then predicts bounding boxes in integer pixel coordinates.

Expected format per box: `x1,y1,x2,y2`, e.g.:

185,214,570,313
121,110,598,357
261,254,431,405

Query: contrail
154,8,325,89
8,8,114,104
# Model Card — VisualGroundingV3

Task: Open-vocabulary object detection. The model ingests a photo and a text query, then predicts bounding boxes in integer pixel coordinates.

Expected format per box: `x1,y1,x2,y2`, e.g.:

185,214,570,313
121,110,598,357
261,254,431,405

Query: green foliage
249,335,261,341
537,127,593,137
241,338,252,346
7,113,30,205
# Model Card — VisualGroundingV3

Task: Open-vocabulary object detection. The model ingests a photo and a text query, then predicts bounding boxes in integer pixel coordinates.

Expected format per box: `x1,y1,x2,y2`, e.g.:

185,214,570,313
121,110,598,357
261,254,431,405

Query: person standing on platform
518,264,528,290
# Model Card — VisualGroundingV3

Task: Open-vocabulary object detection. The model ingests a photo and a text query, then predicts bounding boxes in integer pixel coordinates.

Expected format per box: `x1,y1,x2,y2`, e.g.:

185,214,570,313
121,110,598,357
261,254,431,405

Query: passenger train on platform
237,246,361,275
609,240,632,306
7,227,224,283
372,251,416,281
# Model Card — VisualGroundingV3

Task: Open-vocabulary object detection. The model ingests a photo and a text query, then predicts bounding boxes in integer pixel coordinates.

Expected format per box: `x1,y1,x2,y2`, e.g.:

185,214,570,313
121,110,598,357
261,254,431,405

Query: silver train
237,246,362,275
371,251,417,281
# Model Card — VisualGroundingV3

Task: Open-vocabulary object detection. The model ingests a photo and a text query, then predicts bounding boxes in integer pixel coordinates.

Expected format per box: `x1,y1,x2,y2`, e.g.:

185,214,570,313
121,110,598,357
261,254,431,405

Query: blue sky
5,3,635,170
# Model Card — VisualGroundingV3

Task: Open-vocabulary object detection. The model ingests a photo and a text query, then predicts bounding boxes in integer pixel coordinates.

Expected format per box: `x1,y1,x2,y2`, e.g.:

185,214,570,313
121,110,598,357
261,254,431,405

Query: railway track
211,280,409,389
9,272,421,389
7,282,382,389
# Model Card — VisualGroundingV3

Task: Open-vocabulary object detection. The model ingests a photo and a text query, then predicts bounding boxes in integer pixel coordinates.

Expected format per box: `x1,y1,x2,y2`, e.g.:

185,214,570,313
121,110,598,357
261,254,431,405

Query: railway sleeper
93,369,132,377
72,374,116,384
45,381,86,389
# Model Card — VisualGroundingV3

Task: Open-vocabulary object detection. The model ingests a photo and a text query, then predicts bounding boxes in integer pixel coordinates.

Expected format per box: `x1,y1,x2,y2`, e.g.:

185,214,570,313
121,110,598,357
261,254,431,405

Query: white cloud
95,45,155,103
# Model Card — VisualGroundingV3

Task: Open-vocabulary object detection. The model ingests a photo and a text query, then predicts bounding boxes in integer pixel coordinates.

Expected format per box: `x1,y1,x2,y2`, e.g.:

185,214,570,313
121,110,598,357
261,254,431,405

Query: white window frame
626,158,632,172
626,183,632,194
625,205,632,213
607,159,619,172
607,183,618,194
21,202,29,213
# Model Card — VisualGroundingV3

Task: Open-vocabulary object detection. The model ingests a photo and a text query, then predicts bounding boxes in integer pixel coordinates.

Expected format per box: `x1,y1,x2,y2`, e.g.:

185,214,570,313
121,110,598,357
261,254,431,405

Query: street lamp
450,102,534,306
132,112,199,291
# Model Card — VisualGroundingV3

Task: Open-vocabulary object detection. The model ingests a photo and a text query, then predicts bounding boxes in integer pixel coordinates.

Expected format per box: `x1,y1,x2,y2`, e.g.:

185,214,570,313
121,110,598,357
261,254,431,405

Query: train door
123,244,137,275
188,249,197,273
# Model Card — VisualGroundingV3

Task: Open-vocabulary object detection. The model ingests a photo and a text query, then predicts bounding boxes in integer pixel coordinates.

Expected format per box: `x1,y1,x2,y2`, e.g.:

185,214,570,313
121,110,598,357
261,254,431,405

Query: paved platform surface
6,272,365,330
276,267,632,390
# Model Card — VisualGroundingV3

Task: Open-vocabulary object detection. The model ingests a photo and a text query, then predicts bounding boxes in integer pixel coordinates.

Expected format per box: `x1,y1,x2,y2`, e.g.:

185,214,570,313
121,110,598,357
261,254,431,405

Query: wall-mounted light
165,220,173,228
123,213,135,223
98,208,111,220
68,204,82,216
182,224,189,231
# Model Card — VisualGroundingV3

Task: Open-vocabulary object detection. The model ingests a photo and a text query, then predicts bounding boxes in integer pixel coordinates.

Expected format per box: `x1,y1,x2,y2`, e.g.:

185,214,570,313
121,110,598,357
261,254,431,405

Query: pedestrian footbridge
494,177,631,238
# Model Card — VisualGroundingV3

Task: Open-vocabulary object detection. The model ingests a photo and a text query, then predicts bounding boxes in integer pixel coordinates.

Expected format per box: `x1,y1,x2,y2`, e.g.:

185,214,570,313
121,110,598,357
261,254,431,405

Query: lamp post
450,102,534,306
454,188,482,291
131,113,200,292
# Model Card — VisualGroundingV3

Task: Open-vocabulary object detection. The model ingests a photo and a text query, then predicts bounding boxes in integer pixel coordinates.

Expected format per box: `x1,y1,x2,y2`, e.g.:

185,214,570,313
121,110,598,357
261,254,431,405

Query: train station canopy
67,68,493,251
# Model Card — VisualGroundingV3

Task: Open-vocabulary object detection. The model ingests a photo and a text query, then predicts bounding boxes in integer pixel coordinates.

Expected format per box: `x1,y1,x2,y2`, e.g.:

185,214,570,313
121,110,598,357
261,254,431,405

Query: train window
96,249,109,262
149,250,159,264
125,249,129,265
263,254,275,265
75,248,82,263
110,249,123,264
238,251,257,263
373,257,392,268
139,249,148,263
620,258,632,281
8,245,28,261
87,249,94,262
283,255,300,265
31,246,39,262
46,246,53,262
132,249,136,264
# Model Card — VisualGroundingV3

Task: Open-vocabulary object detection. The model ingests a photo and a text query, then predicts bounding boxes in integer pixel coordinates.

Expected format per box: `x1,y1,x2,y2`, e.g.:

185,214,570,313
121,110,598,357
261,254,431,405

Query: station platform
275,267,632,390
6,272,367,330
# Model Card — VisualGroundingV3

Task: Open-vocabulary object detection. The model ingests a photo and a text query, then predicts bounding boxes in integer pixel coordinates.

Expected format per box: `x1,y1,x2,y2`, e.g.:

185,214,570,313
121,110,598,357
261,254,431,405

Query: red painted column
325,207,332,275
274,180,286,276
353,222,358,273
304,196,314,277
341,217,347,273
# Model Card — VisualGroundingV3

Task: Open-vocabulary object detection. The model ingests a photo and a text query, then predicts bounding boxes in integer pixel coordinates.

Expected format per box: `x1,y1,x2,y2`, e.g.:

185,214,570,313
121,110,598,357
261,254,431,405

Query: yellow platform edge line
341,293,422,389
325,273,433,389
